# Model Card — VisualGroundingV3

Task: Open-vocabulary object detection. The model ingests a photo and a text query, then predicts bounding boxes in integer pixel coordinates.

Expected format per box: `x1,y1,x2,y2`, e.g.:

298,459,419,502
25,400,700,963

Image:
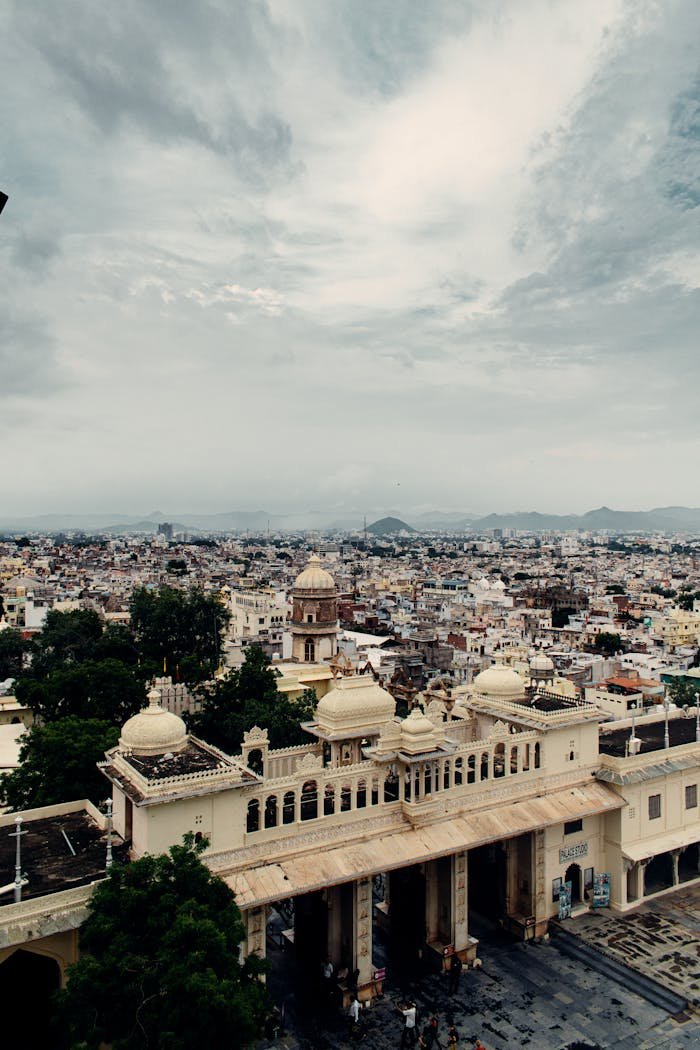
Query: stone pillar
452,851,469,952
639,858,649,899
354,877,373,990
533,829,548,937
425,860,440,943
326,885,344,965
671,849,681,886
242,905,267,977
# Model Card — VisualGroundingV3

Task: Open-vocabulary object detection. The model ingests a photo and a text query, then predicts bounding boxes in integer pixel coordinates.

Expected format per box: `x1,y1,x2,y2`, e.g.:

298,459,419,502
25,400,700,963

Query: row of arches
246,774,402,832
245,741,542,832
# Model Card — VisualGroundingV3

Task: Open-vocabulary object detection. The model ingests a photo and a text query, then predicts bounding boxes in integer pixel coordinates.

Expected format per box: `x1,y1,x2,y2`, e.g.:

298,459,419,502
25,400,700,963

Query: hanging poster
592,872,611,908
558,881,572,920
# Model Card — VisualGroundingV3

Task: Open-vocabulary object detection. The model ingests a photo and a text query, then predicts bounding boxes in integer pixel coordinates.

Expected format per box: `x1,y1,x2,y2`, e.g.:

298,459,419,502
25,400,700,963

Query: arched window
247,748,263,775
264,795,278,828
282,791,295,824
371,777,380,805
356,779,367,808
523,743,531,771
304,638,315,662
534,742,541,769
467,754,476,784
443,760,451,790
384,772,399,802
301,780,318,821
454,757,464,786
494,743,505,778
340,784,352,811
324,784,335,815
480,752,489,780
246,799,260,833
510,745,519,773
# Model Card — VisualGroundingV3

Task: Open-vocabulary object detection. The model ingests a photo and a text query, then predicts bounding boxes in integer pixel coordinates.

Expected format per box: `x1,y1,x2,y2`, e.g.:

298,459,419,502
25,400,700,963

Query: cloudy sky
2,0,699,519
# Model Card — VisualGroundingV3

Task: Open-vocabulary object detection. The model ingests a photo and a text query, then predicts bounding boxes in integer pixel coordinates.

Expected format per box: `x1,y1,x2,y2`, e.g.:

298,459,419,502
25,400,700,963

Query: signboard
592,872,611,909
558,881,572,920
373,968,386,982
559,841,589,864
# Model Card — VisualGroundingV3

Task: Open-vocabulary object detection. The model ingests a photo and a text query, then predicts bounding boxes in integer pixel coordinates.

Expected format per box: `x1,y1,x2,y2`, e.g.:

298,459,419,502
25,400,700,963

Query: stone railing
0,881,100,950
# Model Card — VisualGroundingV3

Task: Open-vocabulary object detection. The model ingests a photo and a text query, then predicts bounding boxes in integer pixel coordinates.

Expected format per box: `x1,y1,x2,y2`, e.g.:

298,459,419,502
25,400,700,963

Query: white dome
120,688,188,756
473,663,525,701
315,675,395,735
400,707,440,755
530,653,555,674
294,554,336,592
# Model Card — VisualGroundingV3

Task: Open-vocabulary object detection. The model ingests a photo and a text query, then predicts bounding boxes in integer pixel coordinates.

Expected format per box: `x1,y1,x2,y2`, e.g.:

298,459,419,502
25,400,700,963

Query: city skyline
2,1,699,515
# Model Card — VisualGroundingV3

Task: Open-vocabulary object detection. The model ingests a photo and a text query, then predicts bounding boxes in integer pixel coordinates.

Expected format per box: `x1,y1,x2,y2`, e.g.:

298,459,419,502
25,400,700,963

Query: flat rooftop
0,810,126,906
600,717,699,758
123,740,229,780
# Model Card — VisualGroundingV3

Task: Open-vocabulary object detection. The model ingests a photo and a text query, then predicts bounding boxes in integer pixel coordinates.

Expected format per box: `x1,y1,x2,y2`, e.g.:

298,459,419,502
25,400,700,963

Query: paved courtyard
557,883,700,1009
261,908,700,1050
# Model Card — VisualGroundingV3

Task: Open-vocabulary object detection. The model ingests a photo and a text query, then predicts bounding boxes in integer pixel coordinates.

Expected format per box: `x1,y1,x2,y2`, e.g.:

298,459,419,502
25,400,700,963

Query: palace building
1,557,699,1011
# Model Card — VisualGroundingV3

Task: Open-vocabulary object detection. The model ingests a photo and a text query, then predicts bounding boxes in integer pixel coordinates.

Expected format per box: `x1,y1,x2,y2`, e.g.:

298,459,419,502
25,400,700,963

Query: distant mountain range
1,505,699,535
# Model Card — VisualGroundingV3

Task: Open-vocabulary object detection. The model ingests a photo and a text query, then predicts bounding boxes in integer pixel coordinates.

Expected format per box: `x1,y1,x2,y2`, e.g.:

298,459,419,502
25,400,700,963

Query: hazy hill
367,516,416,536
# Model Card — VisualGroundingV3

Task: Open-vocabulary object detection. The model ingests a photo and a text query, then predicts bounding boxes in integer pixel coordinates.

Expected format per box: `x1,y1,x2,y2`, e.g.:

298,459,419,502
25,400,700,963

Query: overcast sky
2,1,699,518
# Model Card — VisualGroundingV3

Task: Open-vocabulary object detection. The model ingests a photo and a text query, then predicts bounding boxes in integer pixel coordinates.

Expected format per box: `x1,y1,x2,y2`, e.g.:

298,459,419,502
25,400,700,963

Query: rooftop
0,810,125,906
122,740,228,780
599,717,699,758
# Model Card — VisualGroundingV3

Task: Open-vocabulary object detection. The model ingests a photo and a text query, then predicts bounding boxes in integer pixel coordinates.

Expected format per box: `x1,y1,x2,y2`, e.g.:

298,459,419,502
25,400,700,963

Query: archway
565,863,582,906
469,842,507,921
0,949,61,1048
644,852,674,895
679,843,699,883
388,865,426,976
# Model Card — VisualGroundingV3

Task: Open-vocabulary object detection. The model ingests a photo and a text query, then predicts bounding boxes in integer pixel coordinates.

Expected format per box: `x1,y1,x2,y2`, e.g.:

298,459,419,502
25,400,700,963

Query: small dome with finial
119,688,187,756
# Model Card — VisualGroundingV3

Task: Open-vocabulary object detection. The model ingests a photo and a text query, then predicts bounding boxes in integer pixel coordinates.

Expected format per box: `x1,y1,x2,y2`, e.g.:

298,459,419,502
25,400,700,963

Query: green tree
54,836,269,1049
0,627,30,680
667,676,700,707
594,632,622,656
677,590,700,611
130,586,230,683
31,608,104,676
0,717,118,810
190,645,316,753
15,658,144,724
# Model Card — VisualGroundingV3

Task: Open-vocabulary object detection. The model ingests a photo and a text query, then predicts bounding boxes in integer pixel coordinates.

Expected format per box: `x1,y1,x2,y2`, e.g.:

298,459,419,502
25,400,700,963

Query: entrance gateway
101,584,626,1003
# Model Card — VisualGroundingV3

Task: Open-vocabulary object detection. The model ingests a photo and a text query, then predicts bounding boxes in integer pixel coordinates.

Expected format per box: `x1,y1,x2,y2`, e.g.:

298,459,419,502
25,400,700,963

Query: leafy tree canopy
31,608,104,676
0,627,30,680
130,586,230,684
15,659,144,724
678,590,700,611
594,631,622,656
0,717,118,810
54,836,269,1050
667,676,700,707
190,644,316,753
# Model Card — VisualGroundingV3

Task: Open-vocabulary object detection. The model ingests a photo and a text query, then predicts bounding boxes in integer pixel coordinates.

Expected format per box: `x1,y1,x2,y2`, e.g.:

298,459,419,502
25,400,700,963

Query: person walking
448,952,463,995
419,1014,442,1048
399,1002,418,1047
446,1023,458,1048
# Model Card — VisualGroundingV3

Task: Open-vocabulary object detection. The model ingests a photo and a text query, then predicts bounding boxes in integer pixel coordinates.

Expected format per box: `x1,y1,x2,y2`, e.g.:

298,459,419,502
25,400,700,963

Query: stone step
549,924,688,1017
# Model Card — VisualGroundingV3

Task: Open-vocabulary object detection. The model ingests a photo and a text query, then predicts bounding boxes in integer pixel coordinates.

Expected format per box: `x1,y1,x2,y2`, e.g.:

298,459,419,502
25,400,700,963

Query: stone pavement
558,884,700,1009
260,916,700,1049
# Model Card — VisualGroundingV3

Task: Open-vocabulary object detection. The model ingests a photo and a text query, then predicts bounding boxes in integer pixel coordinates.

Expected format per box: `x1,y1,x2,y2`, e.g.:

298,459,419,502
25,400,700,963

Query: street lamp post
10,815,25,903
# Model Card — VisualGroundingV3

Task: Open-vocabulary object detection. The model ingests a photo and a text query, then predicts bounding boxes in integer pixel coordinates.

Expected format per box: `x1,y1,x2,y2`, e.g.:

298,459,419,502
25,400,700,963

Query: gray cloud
1,1,699,515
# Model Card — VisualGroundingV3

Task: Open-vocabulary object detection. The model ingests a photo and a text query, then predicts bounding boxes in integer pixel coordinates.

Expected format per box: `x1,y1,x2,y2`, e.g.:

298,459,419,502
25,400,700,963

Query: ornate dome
400,707,440,755
120,688,188,756
529,652,555,674
315,675,395,735
472,663,525,701
293,555,336,592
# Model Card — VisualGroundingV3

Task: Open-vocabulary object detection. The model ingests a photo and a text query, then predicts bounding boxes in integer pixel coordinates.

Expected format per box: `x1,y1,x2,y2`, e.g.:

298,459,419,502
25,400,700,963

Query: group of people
398,1003,485,1048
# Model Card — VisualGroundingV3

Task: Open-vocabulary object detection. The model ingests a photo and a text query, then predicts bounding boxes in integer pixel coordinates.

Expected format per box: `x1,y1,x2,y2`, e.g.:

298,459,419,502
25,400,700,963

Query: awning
223,781,624,909
622,827,699,863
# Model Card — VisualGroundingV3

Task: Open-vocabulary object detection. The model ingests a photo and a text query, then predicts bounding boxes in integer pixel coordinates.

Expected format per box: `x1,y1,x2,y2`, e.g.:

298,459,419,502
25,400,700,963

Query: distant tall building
157,522,173,540
290,554,338,662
